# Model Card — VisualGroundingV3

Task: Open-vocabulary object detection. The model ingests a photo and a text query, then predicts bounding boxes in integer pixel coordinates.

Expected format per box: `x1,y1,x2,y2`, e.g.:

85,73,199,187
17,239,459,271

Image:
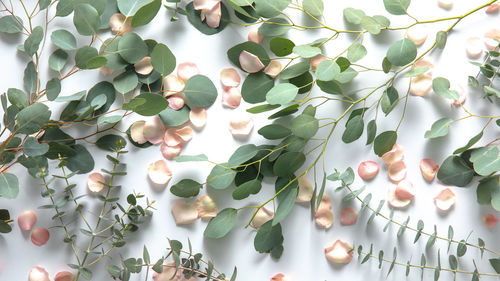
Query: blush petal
18,210,37,231
315,208,333,229
296,177,313,203
220,68,241,88
222,87,242,108
239,51,265,73
420,158,439,182
87,172,105,193
163,74,185,96
164,129,182,147
340,207,358,225
484,29,500,50
434,188,456,212
395,179,415,200
357,161,379,180
388,160,407,183
264,60,282,78
147,160,172,186
229,116,254,136
100,66,115,76
311,56,327,71
175,126,193,142
171,200,199,225
271,273,288,281
189,107,207,129
31,228,50,246
177,62,200,82
143,117,167,144
324,240,354,264
204,2,221,28
130,121,148,144
109,13,131,35
413,58,434,73
54,271,73,281
381,144,404,164
466,37,483,59
410,74,432,96
195,195,218,218
388,186,411,209
486,4,499,13
193,0,219,10
134,56,153,75
483,214,499,228
28,266,50,281
160,143,182,160
406,25,427,46
167,95,185,110
451,84,466,106
437,0,453,10
317,194,332,211
248,30,264,44
252,207,274,229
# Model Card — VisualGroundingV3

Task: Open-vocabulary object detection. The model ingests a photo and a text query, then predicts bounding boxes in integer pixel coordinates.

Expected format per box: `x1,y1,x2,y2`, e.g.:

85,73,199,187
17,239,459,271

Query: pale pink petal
434,188,456,212
410,74,432,97
229,116,254,136
147,160,172,186
486,3,499,13
130,121,148,144
109,13,131,35
28,266,50,281
413,58,434,73
160,143,182,160
18,210,37,231
54,271,73,281
87,172,105,192
31,228,50,246
420,158,439,182
484,29,500,51
193,0,220,10
264,60,282,78
317,194,332,211
251,207,274,229
395,179,415,200
189,107,207,129
451,84,466,106
437,0,453,10
315,208,333,229
387,186,411,209
406,25,427,46
134,56,153,75
163,75,185,96
271,273,288,281
220,68,241,88
153,262,181,281
171,200,198,225
222,87,242,108
164,129,182,146
340,207,358,225
143,117,166,144
203,2,221,29
311,56,327,71
177,62,200,82
175,126,193,142
324,240,354,264
381,144,404,164
484,37,499,51
167,95,185,110
388,160,407,183
195,195,218,218
484,29,500,40
248,30,264,44
296,177,313,203
100,65,115,76
239,51,265,73
466,37,483,59
357,161,379,180
483,214,499,228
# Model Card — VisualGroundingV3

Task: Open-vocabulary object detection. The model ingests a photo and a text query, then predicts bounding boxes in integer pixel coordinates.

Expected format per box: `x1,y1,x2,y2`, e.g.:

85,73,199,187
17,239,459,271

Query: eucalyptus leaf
266,83,299,105
0,173,19,199
424,118,453,139
387,39,417,66
204,208,238,238
437,156,474,187
183,75,218,107
51,29,77,50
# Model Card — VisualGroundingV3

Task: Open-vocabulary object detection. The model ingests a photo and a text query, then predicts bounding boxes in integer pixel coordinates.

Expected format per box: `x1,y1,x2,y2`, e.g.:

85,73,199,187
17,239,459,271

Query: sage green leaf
151,43,176,76
46,78,61,101
131,0,161,27
270,37,295,56
96,135,126,151
373,15,391,26
75,46,99,69
335,67,358,84
366,120,377,145
86,81,116,115
258,18,291,36
343,8,365,24
185,1,230,35
254,221,284,255
204,208,238,238
361,16,382,35
99,0,119,29
113,70,138,94
347,43,367,62
24,61,37,95
232,179,262,200
100,37,127,70
228,41,270,69
317,80,342,95
484,86,500,98
436,31,447,49
432,77,459,100
477,176,499,209
303,0,324,17
453,131,483,154
381,86,398,115
374,130,397,156
266,83,298,105
437,156,474,187
280,61,310,80
55,90,86,102
0,15,23,33
0,173,19,199
56,0,74,17
49,49,68,72
383,0,411,15
289,71,313,93
268,104,299,120
490,258,500,274
382,57,392,73
274,152,305,177
247,104,280,114
424,118,453,138
97,115,122,126
258,124,291,140
23,137,49,157
387,39,417,66
24,26,43,57
228,144,258,167
315,60,340,81
254,0,291,18
183,75,218,107
241,72,274,103
293,44,321,58
402,67,429,78
16,103,51,134
470,147,500,176
118,32,148,64
174,154,208,162
207,163,236,189
123,93,168,116
170,179,202,197
7,88,28,109
66,144,94,174
118,0,151,17
51,29,77,50
273,179,298,225
291,114,318,139
158,106,190,127
342,115,364,143
73,4,100,35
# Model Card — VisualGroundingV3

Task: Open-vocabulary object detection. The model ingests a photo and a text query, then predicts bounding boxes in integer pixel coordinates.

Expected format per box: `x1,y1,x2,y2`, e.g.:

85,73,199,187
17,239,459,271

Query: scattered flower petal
483,214,499,228
264,60,282,78
318,194,332,211
134,56,153,75
271,273,287,281
311,56,326,71
28,266,50,281
177,62,200,82
434,188,456,212
87,172,105,193
160,143,182,160
195,195,218,218
167,95,185,110
340,207,358,225
54,271,73,281
252,207,274,229
18,210,37,231
193,0,220,10
220,68,241,88
164,129,182,147
315,208,333,229
406,25,428,46
153,262,181,281
296,177,313,203
437,0,453,10
229,116,254,136
420,158,439,182
248,30,264,44
388,187,411,209
163,74,185,96
466,37,483,59
413,58,434,73
130,121,148,144
109,13,132,35
171,200,199,225
324,240,354,264
189,107,207,129
410,74,433,96
395,179,415,200
202,2,222,28
486,4,499,14
175,126,193,142
143,117,166,145
357,161,379,180
239,51,265,73
388,160,407,183
100,65,114,76
222,87,242,108
147,160,172,186
31,228,50,246
381,144,404,164
484,29,500,50
451,84,466,106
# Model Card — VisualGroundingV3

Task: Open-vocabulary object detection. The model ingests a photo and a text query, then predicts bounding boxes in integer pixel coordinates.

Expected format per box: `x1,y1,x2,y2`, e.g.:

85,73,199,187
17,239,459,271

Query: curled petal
54,271,74,281
388,187,411,209
239,51,265,73
18,210,37,231
164,129,182,147
466,37,483,59
163,75,185,96
486,4,499,13
171,200,199,225
160,143,182,160
315,208,333,229
167,95,185,110
109,13,131,35
434,188,456,212
193,0,220,10
248,30,264,44
484,29,500,40
410,74,432,96
451,84,466,106
31,228,50,246
271,273,287,281
324,240,354,264
381,144,404,164
296,177,313,203
130,121,148,144
153,262,181,281
87,172,105,193
406,25,428,46
195,195,218,218
484,29,500,50
483,214,499,228
252,207,274,229
220,68,241,88
189,107,207,129
203,2,222,28
100,65,115,76
484,37,499,51
310,56,326,71
147,160,172,186
264,61,282,78
28,266,50,281
229,116,254,136
317,194,332,211
437,0,453,10
357,161,379,180
420,158,439,182
413,58,434,73
222,87,242,108
388,160,407,183
395,180,415,200
340,207,358,225
177,62,200,82
175,126,193,142
134,56,153,75
143,117,166,144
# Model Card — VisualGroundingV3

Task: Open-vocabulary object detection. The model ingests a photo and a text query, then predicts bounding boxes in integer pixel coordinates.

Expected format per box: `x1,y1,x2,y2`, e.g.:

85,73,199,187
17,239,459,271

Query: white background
0,0,499,280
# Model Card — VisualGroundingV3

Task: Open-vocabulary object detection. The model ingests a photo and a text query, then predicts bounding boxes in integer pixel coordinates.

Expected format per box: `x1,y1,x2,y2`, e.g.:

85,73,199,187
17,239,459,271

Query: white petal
87,172,105,192
413,58,434,73
134,56,153,75
109,13,131,35
220,68,241,88
177,62,200,82
315,208,333,229
204,2,221,28
381,144,404,164
466,37,483,59
147,160,172,186
437,0,453,10
248,30,264,44
28,266,50,281
451,84,466,106
171,200,199,225
388,186,411,209
160,143,182,160
420,158,439,182
163,75,185,96
143,117,166,144
189,107,207,129
324,240,354,264
264,60,282,78
296,177,313,203
434,188,456,212
388,160,407,183
252,207,274,229
484,29,500,50
229,116,254,136
18,210,37,231
222,87,242,108
357,161,379,180
340,207,358,225
130,121,148,144
195,195,218,218
410,74,433,97
395,179,415,200
406,25,427,46
239,51,265,73
31,228,50,246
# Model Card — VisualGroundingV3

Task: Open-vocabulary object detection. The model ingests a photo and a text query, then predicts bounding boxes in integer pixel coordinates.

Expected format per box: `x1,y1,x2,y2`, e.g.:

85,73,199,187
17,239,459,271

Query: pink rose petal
252,207,274,229
31,228,50,246
486,3,499,13
311,56,326,71
177,62,200,82
87,172,105,193
395,179,415,200
229,116,254,136
357,161,379,180
28,266,50,281
195,195,218,218
167,95,185,110
381,144,404,164
220,68,241,88
18,210,37,231
315,208,333,229
202,2,222,28
340,207,358,225
484,29,500,50
387,187,411,209
175,126,193,142
434,188,456,212
160,143,182,160
109,13,131,35
483,214,499,227
410,74,432,97
406,25,427,46
193,0,220,10
317,194,332,211
134,56,153,75
466,37,483,59
388,160,407,183
163,74,185,96
222,87,242,108
171,200,199,225
413,58,434,74
324,240,354,264
100,66,114,76
143,117,166,145
296,177,313,203
264,60,282,78
189,107,207,129
153,262,181,281
248,30,264,44
437,0,453,10
130,121,148,144
239,51,265,73
451,84,466,106
164,129,182,147
147,160,172,186
420,158,439,182
271,273,287,281
54,271,73,281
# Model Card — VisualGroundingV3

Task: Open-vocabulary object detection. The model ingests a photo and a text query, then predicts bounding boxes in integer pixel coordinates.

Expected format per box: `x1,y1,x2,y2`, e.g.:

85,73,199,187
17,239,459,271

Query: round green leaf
16,103,51,134
424,118,454,139
254,0,291,18
470,147,500,176
343,8,365,24
49,49,68,72
293,44,321,58
0,173,19,199
432,77,459,100
207,163,236,189
131,0,161,27
96,134,127,151
315,60,340,81
303,0,324,17
183,75,218,107
170,179,202,197
374,130,397,156
158,105,190,127
185,1,230,35
51,29,77,50
289,71,313,94
151,43,176,76
23,137,49,157
75,46,99,69
270,37,295,57
66,144,94,174
291,114,318,139
118,32,148,64
73,4,100,35
113,70,138,94
86,81,116,115
228,144,259,167
233,179,262,200
386,39,417,66
437,156,474,187
317,80,342,95
266,83,299,105
124,93,168,116
204,208,238,239
280,61,310,80
241,72,274,104
258,18,291,36
342,115,364,143
0,15,23,33
383,0,411,15
273,152,305,177
347,43,367,62
258,124,291,140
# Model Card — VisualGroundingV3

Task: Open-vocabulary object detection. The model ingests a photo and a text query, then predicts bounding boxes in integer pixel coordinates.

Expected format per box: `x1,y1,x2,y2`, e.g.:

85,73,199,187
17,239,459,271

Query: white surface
0,1,499,281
